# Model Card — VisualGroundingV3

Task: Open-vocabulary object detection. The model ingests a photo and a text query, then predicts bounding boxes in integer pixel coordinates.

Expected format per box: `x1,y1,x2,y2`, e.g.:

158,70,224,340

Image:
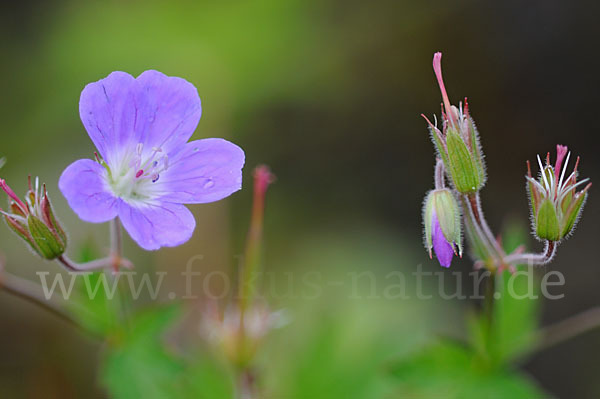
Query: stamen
537,155,550,192
557,178,591,204
151,174,160,183
527,176,546,193
558,151,571,192
136,170,144,178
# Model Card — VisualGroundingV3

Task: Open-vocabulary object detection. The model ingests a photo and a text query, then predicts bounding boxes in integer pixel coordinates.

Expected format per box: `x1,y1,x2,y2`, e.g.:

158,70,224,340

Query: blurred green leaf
389,340,548,398
63,244,120,336
180,352,235,399
0,157,5,169
101,305,184,399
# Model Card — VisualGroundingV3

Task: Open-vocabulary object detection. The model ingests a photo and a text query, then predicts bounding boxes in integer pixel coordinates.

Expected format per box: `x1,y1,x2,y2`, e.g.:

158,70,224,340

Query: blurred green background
1,0,599,397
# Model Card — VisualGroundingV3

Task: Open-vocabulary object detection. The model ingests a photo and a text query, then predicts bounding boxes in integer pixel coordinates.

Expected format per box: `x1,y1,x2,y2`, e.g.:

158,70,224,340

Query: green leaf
468,269,540,368
389,341,548,398
180,353,235,399
101,306,185,399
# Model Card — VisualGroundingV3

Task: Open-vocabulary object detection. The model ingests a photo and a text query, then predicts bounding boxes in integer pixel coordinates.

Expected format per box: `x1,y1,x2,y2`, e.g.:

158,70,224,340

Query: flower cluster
421,53,590,269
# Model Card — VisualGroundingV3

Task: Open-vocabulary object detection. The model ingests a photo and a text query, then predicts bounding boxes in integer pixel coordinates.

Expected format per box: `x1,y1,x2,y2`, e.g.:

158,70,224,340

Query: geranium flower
59,71,244,250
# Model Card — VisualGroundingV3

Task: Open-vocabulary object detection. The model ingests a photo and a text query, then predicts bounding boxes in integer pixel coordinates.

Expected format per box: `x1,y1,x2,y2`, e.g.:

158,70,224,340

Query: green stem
484,271,496,339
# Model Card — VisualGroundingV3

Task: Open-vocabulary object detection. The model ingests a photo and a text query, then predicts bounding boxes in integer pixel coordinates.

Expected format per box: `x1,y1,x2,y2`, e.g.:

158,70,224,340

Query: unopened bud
423,188,462,267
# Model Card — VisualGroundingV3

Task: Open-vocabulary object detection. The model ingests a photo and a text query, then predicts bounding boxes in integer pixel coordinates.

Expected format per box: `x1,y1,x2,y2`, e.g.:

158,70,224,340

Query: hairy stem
434,158,445,189
504,240,556,266
465,193,506,261
57,255,116,272
56,217,130,272
460,194,503,264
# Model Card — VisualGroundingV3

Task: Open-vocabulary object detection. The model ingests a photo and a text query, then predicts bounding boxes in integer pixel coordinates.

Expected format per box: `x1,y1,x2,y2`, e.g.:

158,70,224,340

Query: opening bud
423,188,462,267
0,176,67,260
527,145,591,242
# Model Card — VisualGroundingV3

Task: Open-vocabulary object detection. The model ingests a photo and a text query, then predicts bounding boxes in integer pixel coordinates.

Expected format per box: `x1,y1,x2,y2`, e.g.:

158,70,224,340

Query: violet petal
432,211,454,267
117,201,196,250
155,138,245,204
58,159,119,223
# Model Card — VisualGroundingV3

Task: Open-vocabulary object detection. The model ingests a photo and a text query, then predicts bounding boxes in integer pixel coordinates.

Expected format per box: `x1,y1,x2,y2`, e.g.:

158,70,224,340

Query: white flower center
105,143,169,202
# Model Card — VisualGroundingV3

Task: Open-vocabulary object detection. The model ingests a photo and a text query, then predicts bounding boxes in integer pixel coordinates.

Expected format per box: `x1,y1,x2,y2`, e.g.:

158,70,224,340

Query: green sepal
561,191,587,238
526,181,538,218
430,126,450,168
423,191,434,253
27,215,66,260
446,128,481,193
535,199,560,241
42,196,67,245
433,189,462,255
468,118,486,185
4,215,42,257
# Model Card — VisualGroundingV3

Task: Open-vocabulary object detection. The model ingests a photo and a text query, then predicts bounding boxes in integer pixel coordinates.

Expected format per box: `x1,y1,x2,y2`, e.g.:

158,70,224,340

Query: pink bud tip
253,165,276,196
432,52,453,123
0,179,28,215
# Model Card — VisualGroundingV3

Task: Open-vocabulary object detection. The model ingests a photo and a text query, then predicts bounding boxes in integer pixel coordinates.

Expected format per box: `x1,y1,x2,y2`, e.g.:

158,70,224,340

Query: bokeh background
1,0,599,397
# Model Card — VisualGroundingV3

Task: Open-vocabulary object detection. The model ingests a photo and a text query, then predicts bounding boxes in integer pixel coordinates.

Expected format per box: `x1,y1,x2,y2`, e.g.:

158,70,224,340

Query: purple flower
59,71,245,250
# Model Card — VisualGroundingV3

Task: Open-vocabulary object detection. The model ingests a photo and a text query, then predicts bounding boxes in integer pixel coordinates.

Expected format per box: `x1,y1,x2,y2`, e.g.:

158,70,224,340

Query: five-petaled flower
59,71,245,250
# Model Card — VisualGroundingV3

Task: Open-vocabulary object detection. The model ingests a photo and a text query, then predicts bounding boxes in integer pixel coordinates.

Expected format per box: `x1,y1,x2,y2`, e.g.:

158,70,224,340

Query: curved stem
0,271,76,326
465,193,506,260
57,255,116,272
460,193,505,265
504,241,556,266
0,255,76,327
55,217,130,273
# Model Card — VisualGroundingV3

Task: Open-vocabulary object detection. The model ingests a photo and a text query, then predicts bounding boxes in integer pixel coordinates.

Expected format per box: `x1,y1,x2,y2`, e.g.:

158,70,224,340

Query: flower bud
200,302,287,367
423,53,486,194
423,188,462,267
527,145,591,242
0,177,67,259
